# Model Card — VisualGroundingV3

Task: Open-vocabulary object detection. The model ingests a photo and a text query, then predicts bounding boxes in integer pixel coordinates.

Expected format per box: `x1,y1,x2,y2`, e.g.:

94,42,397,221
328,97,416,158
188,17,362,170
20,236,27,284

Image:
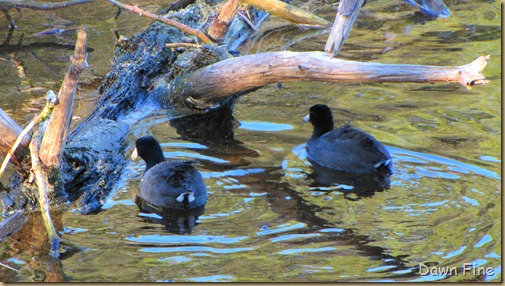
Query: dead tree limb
241,0,329,26
0,108,30,173
0,211,26,241
324,0,365,58
154,52,490,109
207,0,240,42
0,0,92,27
39,25,88,168
105,0,213,44
29,134,60,258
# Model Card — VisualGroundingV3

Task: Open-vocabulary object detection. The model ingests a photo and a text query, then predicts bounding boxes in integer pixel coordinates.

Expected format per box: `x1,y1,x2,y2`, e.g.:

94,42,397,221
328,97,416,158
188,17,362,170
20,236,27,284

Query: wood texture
242,0,329,26
39,25,88,167
207,0,240,42
324,0,365,57
161,51,490,108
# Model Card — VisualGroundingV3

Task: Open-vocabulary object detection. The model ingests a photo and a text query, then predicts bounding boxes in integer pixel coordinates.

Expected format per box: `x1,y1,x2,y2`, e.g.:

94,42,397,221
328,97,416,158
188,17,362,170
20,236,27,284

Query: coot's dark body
132,136,207,210
305,104,393,175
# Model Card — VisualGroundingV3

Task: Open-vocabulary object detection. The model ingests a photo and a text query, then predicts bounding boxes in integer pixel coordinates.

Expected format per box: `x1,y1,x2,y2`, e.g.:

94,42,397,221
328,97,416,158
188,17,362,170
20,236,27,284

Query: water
0,0,501,282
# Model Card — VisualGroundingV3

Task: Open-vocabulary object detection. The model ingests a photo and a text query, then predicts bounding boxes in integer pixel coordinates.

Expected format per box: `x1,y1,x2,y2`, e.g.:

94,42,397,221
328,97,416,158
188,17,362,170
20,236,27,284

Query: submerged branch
157,52,490,108
242,0,329,26
29,134,61,258
0,91,57,180
0,0,92,10
105,0,213,44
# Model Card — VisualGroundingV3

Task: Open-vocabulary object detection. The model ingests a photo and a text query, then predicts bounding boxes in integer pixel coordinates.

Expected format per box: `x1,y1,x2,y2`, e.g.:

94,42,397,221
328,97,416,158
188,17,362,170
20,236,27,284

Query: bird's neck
145,149,165,171
312,122,333,138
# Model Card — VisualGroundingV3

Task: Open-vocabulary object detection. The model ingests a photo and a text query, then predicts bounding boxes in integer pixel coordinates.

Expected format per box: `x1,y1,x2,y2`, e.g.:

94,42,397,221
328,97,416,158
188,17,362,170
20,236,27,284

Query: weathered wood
29,133,61,257
325,0,365,58
155,52,490,108
0,0,92,27
207,0,240,42
105,0,213,44
39,25,88,168
241,0,329,26
0,108,30,161
0,211,27,241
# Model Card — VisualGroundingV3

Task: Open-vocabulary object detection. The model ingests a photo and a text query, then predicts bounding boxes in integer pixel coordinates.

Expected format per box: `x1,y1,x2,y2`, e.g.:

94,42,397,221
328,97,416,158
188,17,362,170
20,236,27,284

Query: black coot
304,104,393,175
131,135,207,210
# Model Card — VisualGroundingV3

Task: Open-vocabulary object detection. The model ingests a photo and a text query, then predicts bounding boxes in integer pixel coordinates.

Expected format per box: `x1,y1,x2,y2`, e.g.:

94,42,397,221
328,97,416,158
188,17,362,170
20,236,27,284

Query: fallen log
153,52,490,109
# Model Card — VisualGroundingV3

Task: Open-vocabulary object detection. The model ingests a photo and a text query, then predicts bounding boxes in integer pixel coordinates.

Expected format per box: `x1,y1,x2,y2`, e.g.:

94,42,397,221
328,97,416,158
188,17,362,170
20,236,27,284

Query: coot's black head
132,135,165,171
306,104,334,138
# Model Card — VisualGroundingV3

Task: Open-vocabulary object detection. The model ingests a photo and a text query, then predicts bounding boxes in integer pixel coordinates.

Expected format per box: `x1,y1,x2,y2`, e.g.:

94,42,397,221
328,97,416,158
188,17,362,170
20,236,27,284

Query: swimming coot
304,104,393,175
131,135,207,210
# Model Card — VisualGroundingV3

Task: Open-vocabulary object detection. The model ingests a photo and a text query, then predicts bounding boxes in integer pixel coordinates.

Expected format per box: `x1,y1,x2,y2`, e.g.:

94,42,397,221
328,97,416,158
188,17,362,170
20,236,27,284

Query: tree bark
207,0,240,42
154,51,490,109
39,25,88,168
242,0,329,26
0,108,31,175
324,0,365,58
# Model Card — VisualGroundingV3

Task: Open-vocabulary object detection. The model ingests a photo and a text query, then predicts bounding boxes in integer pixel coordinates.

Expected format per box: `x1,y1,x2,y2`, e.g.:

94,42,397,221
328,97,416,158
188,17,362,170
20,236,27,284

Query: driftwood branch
207,0,240,42
0,91,57,179
105,0,213,44
0,0,92,27
324,0,365,58
39,25,88,168
29,134,61,258
241,0,329,26
0,108,30,171
0,211,26,241
156,52,490,108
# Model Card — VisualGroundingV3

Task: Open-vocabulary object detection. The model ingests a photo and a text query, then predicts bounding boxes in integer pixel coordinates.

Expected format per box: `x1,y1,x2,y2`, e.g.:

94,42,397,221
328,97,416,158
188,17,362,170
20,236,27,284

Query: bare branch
155,52,490,108
324,0,365,58
0,91,57,179
105,0,213,44
242,0,329,26
207,0,240,42
39,25,88,167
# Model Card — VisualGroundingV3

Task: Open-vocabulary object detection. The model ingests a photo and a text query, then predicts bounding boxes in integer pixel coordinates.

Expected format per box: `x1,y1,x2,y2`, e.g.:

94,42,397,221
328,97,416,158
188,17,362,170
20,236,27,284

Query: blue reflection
387,146,500,180
443,246,467,258
239,121,294,132
141,246,253,254
256,222,306,236
278,247,335,255
461,196,479,206
187,275,233,282
271,233,320,242
161,142,208,149
366,265,396,272
126,234,247,244
165,151,229,164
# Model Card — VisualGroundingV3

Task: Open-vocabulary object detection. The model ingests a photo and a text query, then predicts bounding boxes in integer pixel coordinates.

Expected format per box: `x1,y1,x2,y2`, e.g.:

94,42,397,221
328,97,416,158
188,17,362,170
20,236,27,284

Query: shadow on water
160,104,420,277
135,196,206,235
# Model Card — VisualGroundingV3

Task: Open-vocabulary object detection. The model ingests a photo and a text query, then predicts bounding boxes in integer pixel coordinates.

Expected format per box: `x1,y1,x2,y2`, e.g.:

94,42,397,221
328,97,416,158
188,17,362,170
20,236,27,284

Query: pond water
0,0,501,282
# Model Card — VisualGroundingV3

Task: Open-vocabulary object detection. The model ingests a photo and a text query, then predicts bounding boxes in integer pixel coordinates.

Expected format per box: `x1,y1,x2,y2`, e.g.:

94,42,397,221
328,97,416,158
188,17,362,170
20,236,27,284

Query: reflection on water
0,0,501,282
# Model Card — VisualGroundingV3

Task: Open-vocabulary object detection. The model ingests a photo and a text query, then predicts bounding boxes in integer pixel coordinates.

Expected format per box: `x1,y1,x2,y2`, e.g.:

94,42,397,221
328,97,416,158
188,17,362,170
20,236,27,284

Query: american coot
131,135,207,210
304,104,393,175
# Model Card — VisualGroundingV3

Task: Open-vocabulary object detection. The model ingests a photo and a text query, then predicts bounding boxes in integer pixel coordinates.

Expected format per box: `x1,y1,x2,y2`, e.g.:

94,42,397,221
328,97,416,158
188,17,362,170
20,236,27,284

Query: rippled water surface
0,0,501,282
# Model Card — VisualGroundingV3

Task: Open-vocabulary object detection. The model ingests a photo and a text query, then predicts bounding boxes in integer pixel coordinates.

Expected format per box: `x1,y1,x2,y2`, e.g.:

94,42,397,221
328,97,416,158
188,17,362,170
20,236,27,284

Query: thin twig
105,0,213,44
0,261,18,271
165,43,204,49
237,11,257,31
29,133,61,258
0,90,57,180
